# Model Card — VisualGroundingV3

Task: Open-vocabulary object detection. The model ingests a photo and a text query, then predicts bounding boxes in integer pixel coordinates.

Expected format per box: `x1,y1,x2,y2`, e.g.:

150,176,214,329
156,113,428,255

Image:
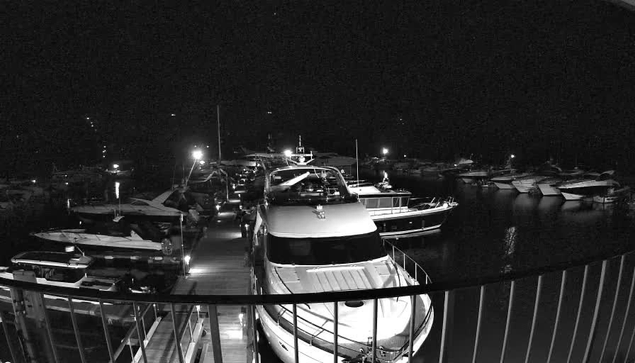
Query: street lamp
382,148,389,157
186,149,203,187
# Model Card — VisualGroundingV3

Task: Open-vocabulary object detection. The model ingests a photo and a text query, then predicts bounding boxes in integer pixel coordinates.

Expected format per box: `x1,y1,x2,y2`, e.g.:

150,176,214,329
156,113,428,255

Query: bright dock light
192,149,203,160
283,149,293,158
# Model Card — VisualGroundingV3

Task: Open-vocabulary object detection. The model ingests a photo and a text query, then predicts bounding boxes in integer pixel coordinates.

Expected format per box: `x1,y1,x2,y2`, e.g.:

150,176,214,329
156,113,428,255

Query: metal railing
3,248,635,363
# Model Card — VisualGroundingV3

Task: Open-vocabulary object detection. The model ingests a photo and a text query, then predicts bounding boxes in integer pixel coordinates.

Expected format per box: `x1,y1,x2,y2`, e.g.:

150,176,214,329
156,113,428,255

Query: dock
139,210,252,363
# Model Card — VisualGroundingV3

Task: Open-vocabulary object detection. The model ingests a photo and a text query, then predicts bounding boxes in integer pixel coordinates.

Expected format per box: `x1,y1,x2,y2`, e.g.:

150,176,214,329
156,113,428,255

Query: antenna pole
217,104,222,165
355,139,359,187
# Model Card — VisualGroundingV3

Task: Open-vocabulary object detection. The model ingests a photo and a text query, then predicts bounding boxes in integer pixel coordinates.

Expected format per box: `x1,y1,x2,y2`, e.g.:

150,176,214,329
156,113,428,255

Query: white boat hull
494,182,516,190
33,230,163,251
257,294,433,363
561,192,585,201
538,184,561,196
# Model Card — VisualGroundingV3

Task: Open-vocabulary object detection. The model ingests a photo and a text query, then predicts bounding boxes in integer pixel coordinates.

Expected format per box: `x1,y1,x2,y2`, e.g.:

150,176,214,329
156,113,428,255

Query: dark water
382,172,635,283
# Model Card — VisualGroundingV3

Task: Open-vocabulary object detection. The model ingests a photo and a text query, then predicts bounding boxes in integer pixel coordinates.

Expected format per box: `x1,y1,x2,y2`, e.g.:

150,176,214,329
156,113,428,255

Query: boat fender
161,238,173,256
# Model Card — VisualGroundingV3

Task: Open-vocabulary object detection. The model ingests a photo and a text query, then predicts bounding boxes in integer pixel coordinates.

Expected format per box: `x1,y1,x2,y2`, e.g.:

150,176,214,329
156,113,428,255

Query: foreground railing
3,249,635,363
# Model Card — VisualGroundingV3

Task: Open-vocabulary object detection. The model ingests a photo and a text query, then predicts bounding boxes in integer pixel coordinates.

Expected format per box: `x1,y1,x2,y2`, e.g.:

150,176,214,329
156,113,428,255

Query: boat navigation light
31,179,36,183
283,149,293,158
510,154,516,159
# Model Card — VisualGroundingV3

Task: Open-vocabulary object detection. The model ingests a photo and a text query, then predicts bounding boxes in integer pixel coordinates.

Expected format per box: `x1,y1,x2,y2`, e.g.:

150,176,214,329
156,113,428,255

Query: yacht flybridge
250,159,434,363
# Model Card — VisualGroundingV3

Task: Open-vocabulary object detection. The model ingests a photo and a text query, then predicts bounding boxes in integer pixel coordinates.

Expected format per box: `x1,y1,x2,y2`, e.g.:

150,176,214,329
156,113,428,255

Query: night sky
4,0,635,175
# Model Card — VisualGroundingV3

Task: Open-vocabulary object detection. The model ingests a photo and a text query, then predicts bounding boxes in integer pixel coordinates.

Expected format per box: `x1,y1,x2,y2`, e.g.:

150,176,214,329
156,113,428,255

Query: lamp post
186,149,203,187
382,147,389,159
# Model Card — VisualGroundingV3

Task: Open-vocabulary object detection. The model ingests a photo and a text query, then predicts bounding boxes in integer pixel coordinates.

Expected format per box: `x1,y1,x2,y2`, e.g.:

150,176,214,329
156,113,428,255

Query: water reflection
512,194,539,213
536,196,562,213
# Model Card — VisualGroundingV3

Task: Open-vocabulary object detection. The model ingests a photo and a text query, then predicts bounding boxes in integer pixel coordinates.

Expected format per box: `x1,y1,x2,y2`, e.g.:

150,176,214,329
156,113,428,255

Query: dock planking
170,213,251,362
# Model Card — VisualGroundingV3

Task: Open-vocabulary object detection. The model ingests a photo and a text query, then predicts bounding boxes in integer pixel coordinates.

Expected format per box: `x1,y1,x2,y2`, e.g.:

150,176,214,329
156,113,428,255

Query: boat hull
494,182,516,190
538,184,561,196
372,206,455,237
257,294,433,363
561,192,585,201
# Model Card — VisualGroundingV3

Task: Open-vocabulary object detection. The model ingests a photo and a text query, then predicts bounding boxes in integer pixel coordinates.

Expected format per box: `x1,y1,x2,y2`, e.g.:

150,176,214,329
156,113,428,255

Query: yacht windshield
267,231,386,265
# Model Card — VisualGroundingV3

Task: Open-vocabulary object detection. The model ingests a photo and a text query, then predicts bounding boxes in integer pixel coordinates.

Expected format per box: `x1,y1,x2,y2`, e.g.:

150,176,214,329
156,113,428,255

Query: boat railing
384,239,432,285
4,248,635,363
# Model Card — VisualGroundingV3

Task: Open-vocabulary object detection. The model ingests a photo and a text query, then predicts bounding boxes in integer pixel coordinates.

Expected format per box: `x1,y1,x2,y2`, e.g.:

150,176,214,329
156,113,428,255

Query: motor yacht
251,161,434,363
348,178,457,237
557,171,620,201
70,188,190,222
512,175,550,193
0,251,121,304
491,172,532,190
31,218,185,264
537,177,563,196
592,186,631,204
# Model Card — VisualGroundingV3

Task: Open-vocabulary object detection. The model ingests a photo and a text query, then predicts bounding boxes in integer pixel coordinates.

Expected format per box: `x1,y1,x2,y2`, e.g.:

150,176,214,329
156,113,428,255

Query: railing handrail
1,247,634,305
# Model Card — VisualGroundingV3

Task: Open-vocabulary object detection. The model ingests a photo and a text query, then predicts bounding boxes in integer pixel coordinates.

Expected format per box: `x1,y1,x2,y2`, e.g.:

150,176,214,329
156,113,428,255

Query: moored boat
251,159,434,363
537,177,563,196
592,186,631,204
348,180,457,237
557,171,620,201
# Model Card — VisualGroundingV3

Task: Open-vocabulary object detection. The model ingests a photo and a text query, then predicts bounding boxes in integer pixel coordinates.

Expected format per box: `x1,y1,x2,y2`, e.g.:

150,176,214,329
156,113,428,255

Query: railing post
547,270,567,363
133,302,148,363
293,303,299,363
68,297,88,363
0,310,18,363
472,285,486,363
524,275,543,363
499,280,516,363
408,295,416,363
171,303,185,363
582,260,608,363
611,267,635,363
599,255,625,363
40,294,60,363
567,264,589,363
207,304,223,363
252,305,260,363
333,301,339,363
98,300,116,363
438,290,455,363
372,298,378,363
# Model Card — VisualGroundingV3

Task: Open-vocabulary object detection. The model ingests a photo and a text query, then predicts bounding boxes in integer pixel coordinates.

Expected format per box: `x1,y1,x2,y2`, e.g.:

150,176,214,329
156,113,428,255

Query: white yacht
31,218,185,264
512,175,550,193
491,172,532,190
70,188,188,222
348,178,457,237
537,177,563,196
557,171,620,201
0,251,120,304
251,162,434,363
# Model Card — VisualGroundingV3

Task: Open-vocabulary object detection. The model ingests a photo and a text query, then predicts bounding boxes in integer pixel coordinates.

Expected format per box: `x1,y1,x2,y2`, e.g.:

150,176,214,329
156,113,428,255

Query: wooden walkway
142,210,252,363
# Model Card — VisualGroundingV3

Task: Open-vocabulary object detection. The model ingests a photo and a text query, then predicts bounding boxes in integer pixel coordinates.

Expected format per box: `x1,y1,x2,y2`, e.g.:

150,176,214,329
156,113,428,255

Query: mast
355,139,359,186
217,104,221,165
